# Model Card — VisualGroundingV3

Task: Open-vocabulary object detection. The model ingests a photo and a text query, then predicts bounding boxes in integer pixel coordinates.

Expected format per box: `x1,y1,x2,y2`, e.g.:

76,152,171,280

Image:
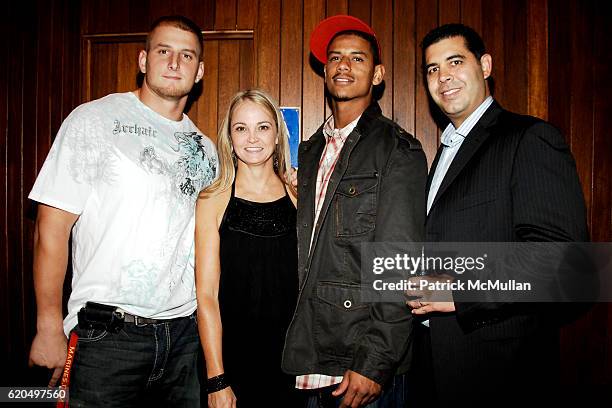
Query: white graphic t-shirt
29,92,218,335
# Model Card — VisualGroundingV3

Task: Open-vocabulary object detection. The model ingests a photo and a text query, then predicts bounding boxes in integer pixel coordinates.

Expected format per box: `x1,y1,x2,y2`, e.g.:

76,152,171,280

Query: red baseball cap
310,15,381,64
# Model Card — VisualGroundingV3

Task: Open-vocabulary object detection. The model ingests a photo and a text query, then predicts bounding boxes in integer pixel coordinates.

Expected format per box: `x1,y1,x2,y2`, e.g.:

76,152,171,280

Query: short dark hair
421,23,486,61
146,15,204,60
328,30,382,66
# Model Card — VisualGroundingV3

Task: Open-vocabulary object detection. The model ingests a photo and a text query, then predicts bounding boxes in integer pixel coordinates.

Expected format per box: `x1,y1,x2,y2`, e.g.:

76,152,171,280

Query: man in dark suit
407,24,588,407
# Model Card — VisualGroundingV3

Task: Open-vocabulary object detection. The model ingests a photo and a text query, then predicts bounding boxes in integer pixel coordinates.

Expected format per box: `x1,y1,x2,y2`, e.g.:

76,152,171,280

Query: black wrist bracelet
207,373,229,394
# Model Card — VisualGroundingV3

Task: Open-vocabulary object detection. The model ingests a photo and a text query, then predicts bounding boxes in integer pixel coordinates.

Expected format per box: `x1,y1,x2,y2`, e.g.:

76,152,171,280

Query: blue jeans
305,374,408,408
68,314,200,407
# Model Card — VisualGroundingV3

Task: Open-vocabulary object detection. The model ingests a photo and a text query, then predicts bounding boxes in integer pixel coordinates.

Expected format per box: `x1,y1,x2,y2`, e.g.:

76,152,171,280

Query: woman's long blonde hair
200,89,295,197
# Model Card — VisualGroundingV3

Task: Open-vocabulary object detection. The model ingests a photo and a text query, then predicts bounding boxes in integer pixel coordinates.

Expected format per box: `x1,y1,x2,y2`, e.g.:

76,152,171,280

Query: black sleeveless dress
218,182,300,407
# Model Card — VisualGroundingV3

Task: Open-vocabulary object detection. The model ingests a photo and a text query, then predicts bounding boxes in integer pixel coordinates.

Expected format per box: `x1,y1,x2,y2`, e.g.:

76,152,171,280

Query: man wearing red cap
282,15,427,408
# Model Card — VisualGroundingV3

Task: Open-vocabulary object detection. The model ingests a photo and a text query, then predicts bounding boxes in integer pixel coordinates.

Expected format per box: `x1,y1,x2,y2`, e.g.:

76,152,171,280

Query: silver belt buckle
116,308,145,326
134,315,145,326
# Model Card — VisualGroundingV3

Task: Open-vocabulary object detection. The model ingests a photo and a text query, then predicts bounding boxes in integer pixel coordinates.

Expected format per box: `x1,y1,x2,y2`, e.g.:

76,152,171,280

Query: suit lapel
429,102,502,211
426,147,444,196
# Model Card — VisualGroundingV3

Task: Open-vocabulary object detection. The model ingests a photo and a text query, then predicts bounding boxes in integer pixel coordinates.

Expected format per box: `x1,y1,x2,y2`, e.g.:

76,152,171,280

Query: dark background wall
2,0,610,389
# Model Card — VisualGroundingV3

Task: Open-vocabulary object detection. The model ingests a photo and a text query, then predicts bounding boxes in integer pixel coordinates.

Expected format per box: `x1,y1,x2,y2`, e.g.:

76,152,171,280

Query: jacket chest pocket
334,173,378,237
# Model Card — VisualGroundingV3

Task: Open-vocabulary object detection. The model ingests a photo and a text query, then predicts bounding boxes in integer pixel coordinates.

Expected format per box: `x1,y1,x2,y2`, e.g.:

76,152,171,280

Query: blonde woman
195,90,300,407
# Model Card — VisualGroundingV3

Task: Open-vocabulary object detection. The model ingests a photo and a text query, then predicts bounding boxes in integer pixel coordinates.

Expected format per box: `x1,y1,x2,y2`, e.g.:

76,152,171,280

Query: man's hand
332,370,382,407
28,330,67,386
30,205,77,386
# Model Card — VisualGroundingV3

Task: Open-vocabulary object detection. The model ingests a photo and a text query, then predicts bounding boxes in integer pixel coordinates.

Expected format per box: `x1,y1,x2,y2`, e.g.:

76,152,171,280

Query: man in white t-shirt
27,15,217,407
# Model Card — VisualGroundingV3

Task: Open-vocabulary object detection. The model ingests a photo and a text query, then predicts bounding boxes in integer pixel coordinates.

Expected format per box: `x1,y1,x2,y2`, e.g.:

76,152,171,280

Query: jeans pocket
73,326,109,343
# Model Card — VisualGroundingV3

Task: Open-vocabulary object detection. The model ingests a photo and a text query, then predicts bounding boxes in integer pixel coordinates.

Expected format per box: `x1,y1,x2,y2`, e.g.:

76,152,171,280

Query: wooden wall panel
202,40,220,139
218,41,242,126
482,0,505,105
502,0,528,114
440,0,461,24
371,0,393,117
415,0,439,166
327,0,348,16
392,0,416,135
0,6,7,375
91,44,119,98
256,0,281,100
239,39,256,91
238,0,257,102
301,0,325,140
109,0,131,31
216,0,240,127
2,0,81,385
547,1,571,142
527,0,548,120
149,0,175,20
547,0,611,390
90,0,111,33
81,0,219,33
215,0,237,29
591,0,611,244
3,0,610,389
117,44,142,93
4,2,25,385
569,0,594,226
35,6,52,177
21,4,38,369
280,0,303,107
348,0,371,24
128,1,152,32
461,0,482,34
237,0,257,29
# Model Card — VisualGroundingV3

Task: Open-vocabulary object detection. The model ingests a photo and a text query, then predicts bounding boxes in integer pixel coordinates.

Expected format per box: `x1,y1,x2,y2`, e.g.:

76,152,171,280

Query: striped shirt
298,114,361,390
309,114,361,251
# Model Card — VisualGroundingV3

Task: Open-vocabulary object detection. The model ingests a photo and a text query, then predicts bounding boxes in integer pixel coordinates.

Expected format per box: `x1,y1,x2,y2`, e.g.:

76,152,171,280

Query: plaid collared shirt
309,114,360,250
298,114,361,390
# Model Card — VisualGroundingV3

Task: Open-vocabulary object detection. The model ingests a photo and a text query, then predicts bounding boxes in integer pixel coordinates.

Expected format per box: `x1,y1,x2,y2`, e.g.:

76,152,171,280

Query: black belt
78,301,193,332
117,310,190,326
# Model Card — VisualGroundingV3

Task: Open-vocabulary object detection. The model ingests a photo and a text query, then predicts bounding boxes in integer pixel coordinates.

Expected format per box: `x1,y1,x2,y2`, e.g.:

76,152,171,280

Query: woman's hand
208,386,237,408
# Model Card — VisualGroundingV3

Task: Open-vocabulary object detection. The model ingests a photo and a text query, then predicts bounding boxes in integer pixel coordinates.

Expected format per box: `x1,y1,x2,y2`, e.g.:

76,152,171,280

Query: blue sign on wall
280,107,300,168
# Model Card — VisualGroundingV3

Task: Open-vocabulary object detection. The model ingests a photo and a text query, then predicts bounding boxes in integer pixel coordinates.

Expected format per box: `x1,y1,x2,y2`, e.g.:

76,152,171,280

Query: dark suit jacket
423,101,588,405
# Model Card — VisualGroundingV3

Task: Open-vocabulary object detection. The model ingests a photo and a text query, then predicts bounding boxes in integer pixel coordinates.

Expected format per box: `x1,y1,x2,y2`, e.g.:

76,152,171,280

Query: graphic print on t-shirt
139,146,165,174
172,131,217,197
138,131,217,199
65,113,117,186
